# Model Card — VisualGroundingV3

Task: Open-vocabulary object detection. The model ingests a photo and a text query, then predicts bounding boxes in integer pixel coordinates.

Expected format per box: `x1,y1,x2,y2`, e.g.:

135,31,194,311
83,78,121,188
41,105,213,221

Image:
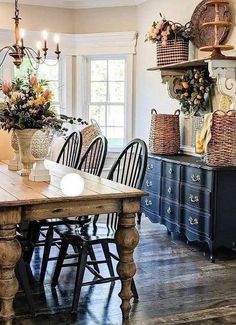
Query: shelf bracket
207,59,236,109
161,70,184,100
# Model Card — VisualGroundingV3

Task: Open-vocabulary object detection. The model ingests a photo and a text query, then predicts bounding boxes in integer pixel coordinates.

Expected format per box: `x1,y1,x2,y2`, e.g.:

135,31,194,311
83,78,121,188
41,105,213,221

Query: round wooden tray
190,0,232,48
200,44,234,51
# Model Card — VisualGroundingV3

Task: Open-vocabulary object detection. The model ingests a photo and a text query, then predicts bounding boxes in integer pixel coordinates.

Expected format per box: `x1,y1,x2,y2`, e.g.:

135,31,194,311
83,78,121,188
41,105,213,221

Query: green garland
178,67,214,116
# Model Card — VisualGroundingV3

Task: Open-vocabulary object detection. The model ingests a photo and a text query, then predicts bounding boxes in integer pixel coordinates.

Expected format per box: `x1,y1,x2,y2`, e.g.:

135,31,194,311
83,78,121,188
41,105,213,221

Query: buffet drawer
181,165,213,190
180,184,211,213
162,178,179,202
141,193,160,215
143,174,161,195
180,206,211,238
160,198,179,224
163,161,180,181
146,157,161,175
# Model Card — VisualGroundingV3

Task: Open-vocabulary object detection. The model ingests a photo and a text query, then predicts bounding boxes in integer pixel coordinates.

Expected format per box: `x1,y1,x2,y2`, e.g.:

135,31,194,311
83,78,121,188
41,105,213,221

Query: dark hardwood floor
14,216,236,325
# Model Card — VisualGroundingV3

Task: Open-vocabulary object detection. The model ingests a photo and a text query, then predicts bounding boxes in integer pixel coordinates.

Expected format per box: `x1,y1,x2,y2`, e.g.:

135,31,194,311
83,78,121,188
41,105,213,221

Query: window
14,59,60,113
87,57,127,150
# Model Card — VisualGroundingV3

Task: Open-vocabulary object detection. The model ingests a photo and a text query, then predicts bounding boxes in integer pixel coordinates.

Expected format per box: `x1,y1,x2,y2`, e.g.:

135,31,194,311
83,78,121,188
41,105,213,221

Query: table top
0,160,145,208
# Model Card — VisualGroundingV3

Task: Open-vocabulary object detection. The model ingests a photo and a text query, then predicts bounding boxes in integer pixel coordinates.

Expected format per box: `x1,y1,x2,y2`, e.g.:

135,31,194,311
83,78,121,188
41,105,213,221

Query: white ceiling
0,0,147,9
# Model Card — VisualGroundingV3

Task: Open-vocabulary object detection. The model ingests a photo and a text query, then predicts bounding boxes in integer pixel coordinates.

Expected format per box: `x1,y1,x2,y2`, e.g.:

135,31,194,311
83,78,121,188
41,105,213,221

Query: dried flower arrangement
145,13,191,46
0,74,87,132
178,67,214,116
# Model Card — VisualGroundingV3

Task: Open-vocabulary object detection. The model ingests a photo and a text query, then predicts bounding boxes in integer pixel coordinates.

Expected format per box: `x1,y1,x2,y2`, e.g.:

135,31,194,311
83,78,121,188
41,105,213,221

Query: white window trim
73,31,137,151
83,54,132,151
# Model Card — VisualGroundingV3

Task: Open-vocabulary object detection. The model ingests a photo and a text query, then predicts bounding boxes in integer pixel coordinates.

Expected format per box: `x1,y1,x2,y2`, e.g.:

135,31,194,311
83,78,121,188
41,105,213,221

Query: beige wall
134,0,201,142
0,3,137,34
0,131,13,160
73,6,137,33
0,3,74,33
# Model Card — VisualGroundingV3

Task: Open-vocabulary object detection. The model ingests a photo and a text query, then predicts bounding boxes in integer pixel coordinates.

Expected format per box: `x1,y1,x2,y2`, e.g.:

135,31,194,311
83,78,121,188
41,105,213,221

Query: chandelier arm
25,47,59,66
24,47,42,64
0,46,15,54
24,49,39,70
0,47,14,68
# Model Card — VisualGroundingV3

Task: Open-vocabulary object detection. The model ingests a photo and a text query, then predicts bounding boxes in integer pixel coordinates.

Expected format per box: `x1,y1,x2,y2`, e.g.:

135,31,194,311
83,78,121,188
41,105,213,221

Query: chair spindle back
56,132,82,168
78,135,108,176
96,138,147,230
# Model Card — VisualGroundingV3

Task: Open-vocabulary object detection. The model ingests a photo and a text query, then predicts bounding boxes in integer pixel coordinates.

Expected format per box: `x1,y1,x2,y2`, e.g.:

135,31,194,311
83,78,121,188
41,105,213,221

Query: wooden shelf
147,58,208,71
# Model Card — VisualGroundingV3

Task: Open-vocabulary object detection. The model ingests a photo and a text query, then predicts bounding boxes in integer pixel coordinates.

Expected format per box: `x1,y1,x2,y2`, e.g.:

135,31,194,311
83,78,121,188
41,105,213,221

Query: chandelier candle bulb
20,28,24,47
42,30,48,56
54,34,60,50
42,30,48,40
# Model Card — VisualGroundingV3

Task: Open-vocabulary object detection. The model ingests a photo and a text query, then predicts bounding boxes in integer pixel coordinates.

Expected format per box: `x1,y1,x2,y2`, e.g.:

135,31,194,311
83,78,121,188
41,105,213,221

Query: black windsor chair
56,131,82,168
28,131,84,282
51,138,148,312
36,134,108,283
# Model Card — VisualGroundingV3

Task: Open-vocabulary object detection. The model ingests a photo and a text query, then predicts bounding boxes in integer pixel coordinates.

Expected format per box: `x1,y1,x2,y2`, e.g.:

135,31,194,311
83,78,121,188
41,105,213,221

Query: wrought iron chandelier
0,0,61,69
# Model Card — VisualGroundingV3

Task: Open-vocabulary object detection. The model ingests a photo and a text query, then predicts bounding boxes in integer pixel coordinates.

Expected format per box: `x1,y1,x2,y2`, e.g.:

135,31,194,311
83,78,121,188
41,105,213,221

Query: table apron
20,197,141,221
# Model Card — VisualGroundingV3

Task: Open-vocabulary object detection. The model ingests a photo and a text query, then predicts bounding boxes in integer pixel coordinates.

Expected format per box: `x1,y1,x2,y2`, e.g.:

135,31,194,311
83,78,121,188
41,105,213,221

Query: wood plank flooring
14,216,236,324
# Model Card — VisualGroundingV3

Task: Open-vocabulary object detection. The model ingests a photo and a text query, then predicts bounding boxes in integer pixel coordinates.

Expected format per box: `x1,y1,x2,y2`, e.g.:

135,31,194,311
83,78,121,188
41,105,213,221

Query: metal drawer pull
189,194,199,203
145,199,152,206
169,168,173,175
189,217,199,225
146,180,153,187
167,186,172,194
167,207,172,215
191,174,201,182
147,163,154,170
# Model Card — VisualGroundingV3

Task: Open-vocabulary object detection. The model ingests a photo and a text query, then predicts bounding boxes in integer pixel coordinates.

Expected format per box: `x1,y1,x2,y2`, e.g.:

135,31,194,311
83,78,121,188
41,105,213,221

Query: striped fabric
156,39,189,66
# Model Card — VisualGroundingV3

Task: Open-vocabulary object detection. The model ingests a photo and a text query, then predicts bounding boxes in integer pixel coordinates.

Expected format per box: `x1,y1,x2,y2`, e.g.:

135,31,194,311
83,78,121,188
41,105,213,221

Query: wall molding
0,29,138,56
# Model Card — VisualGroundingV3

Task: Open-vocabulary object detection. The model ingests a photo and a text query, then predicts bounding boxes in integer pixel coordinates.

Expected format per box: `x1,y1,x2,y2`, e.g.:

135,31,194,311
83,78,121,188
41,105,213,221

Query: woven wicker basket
149,109,180,155
156,39,189,66
206,110,236,166
81,119,102,156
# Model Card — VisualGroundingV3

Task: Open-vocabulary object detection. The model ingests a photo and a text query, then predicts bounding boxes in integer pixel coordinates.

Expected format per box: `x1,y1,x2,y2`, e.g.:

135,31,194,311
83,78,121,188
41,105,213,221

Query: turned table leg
0,224,21,324
115,212,139,324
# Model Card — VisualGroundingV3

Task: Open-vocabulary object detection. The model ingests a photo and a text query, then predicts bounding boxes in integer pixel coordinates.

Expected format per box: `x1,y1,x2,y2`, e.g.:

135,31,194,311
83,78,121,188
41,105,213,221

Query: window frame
84,54,133,152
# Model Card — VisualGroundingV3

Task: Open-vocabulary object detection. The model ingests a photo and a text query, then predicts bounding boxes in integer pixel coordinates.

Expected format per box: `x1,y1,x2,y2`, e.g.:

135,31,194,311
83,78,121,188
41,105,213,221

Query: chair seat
39,216,91,227
55,223,115,243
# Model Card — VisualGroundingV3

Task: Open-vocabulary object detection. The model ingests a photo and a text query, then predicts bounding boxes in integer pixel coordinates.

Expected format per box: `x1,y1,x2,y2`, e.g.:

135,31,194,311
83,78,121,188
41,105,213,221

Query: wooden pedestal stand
200,0,234,58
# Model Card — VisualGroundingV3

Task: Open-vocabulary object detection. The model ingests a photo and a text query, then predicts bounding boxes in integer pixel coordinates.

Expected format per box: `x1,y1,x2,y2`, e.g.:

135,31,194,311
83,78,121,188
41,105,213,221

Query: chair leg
88,245,100,273
24,221,40,264
131,278,139,302
40,225,54,283
16,256,35,315
137,212,142,225
102,242,115,277
72,245,88,313
51,239,69,287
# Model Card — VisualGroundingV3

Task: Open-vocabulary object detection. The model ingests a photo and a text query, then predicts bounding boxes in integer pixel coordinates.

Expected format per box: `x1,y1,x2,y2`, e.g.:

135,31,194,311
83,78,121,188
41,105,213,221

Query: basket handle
213,110,227,116
151,108,157,115
226,109,236,116
174,109,181,116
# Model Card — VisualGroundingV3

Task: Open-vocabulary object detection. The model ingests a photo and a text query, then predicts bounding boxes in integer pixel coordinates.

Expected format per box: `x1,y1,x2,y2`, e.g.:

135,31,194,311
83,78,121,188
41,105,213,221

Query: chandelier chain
15,0,19,19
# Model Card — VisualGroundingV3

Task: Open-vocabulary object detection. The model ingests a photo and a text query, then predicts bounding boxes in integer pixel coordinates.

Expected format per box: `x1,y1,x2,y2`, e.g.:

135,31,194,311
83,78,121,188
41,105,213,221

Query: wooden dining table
0,160,145,324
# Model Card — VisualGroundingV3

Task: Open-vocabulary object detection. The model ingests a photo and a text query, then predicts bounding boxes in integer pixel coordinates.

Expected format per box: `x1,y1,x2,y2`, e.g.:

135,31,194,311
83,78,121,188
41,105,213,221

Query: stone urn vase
15,129,38,176
8,131,21,171
29,130,50,182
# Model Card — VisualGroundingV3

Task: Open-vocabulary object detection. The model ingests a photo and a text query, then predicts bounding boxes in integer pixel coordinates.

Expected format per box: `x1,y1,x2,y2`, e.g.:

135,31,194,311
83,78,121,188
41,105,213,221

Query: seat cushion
55,223,115,243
